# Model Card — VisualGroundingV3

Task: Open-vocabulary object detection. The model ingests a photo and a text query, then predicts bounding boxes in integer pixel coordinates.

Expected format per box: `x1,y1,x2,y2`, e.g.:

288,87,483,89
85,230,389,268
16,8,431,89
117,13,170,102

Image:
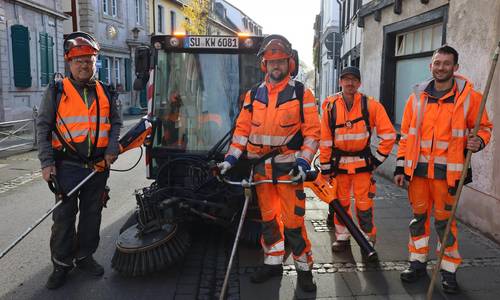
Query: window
170,11,176,34
158,5,164,33
125,58,131,91
395,23,442,56
103,0,109,15
11,24,31,88
111,0,117,17
135,0,143,25
114,57,121,85
98,56,110,84
39,32,54,86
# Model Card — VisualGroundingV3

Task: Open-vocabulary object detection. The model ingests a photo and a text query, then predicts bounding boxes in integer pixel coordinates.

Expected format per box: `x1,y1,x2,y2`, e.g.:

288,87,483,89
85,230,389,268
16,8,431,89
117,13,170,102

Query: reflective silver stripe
294,256,312,271
420,139,432,148
452,129,465,138
227,147,243,158
97,130,109,138
409,252,428,264
249,134,291,146
480,126,492,133
463,92,470,119
232,135,248,146
57,116,89,125
400,133,408,140
320,163,331,170
58,129,88,140
320,140,333,147
299,149,315,162
303,102,316,108
413,236,430,250
447,163,463,172
418,154,429,163
264,255,284,265
408,127,418,135
303,137,319,151
274,153,297,163
378,133,396,140
262,240,285,254
396,160,404,167
436,141,449,150
406,160,413,167
339,156,365,164
440,259,459,273
434,156,447,164
373,151,386,162
335,132,369,141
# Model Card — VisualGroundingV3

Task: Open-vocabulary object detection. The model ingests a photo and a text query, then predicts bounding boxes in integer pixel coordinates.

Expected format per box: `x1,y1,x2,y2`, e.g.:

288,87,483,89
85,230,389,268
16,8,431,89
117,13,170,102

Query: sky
225,0,321,69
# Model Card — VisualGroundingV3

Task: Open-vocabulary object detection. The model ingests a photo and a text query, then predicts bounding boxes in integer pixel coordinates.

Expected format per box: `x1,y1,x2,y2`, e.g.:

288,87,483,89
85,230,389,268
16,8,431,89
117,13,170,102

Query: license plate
184,36,239,49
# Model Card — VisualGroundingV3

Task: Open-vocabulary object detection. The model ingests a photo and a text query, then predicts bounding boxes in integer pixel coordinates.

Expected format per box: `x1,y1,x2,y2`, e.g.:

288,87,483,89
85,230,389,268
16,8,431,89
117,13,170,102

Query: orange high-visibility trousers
333,172,376,241
407,176,461,273
254,171,313,271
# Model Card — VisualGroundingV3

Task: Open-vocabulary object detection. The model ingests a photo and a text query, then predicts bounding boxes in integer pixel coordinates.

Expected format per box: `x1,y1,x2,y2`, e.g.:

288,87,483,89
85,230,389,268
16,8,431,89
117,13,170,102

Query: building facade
339,0,363,69
0,0,68,122
358,0,500,242
63,0,150,113
317,0,341,104
149,0,185,35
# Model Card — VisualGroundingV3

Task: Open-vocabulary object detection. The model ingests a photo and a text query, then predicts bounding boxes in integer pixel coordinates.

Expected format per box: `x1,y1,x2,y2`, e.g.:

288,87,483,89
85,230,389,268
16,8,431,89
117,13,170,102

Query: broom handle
427,41,500,300
219,186,252,300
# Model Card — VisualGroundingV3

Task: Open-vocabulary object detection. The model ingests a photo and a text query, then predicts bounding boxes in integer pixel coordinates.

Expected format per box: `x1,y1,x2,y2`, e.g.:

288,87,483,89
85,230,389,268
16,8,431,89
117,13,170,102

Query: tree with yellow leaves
182,0,210,35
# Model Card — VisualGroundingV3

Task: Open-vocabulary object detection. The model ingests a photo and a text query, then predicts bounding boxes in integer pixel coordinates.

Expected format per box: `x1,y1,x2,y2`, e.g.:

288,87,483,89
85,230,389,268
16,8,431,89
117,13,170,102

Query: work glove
289,158,310,183
217,155,237,175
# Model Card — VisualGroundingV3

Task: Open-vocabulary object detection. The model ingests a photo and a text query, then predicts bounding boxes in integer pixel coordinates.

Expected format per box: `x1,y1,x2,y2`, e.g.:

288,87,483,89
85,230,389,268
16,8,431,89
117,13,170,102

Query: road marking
0,170,42,194
0,164,7,168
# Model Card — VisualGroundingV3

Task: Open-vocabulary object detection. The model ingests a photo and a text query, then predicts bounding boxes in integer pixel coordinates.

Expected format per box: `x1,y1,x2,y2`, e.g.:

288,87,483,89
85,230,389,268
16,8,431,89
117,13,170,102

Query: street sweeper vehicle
111,34,273,276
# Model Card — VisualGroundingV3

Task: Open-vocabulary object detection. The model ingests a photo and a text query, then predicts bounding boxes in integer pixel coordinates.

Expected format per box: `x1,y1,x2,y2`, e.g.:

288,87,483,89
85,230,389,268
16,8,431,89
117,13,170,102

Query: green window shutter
39,32,48,85
124,58,131,91
11,24,32,88
47,35,54,81
98,55,109,83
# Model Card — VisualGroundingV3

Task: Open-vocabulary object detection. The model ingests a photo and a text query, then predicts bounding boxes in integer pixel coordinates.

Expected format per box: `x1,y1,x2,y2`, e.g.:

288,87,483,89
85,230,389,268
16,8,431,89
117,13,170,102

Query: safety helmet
64,31,100,61
258,35,296,74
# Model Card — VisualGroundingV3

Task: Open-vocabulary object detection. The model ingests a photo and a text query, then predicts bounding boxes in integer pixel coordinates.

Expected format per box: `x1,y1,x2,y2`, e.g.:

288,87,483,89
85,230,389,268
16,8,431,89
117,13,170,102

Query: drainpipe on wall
152,0,156,34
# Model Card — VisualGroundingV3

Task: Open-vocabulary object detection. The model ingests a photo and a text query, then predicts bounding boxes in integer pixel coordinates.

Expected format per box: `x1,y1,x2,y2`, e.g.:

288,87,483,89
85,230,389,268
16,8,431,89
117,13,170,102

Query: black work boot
46,264,73,290
250,264,283,283
297,270,317,292
75,256,104,276
441,270,459,294
400,261,427,283
331,239,350,252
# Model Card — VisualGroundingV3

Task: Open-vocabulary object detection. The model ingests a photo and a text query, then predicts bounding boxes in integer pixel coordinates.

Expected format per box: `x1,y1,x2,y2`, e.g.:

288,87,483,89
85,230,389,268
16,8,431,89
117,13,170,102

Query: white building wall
360,0,500,242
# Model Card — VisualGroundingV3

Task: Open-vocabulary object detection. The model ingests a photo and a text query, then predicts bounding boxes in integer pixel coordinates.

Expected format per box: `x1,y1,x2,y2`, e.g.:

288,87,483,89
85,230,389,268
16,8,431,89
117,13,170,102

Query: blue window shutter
39,32,48,85
124,58,131,91
11,24,32,88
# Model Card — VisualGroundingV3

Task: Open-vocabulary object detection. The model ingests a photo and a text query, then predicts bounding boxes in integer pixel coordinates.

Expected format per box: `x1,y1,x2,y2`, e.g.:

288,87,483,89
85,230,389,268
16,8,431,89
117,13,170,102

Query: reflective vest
52,78,111,152
397,74,493,189
319,92,396,175
226,77,320,171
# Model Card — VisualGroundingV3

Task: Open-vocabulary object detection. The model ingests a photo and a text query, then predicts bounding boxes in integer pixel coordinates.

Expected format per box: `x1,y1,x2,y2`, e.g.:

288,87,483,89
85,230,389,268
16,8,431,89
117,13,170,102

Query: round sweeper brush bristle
111,223,191,276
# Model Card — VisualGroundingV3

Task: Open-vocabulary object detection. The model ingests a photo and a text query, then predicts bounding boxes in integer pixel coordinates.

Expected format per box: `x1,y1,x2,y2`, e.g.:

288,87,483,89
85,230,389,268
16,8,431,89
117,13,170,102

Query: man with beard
394,45,492,294
217,35,320,292
319,67,395,254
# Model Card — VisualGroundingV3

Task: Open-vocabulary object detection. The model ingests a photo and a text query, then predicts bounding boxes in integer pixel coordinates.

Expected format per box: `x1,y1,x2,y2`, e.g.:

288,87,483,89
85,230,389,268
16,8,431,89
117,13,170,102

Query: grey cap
340,66,361,80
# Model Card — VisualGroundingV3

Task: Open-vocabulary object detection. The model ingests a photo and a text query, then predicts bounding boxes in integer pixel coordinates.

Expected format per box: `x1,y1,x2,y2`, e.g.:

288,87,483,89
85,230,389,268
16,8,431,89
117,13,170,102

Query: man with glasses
37,31,122,289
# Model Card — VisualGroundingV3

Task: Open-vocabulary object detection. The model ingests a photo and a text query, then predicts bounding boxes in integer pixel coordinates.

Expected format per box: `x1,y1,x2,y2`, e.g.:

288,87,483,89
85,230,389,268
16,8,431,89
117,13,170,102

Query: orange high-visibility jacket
226,76,320,167
395,74,493,189
52,78,111,150
320,92,396,175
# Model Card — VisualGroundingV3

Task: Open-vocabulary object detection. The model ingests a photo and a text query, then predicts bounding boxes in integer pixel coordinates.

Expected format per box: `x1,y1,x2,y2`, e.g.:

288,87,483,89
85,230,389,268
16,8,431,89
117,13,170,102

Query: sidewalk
237,174,500,300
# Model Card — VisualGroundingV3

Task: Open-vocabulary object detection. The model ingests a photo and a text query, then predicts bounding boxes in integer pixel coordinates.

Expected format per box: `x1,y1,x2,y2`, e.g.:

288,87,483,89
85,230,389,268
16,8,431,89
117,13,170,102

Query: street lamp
131,27,140,40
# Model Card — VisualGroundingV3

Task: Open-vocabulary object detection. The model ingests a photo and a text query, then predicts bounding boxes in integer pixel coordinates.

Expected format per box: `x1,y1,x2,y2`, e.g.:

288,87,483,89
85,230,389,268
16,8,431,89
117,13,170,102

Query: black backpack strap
294,81,305,123
361,94,371,138
327,99,339,174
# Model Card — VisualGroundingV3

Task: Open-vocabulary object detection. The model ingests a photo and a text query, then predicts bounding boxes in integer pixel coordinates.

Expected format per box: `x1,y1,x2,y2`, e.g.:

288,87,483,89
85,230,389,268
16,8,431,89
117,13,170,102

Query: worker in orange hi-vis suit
217,35,320,292
394,45,493,294
319,66,396,255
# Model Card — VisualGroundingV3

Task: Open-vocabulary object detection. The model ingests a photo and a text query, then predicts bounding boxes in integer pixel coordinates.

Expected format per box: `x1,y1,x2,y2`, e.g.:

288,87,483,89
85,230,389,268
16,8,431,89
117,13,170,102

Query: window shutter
124,58,131,91
47,35,54,81
39,32,48,85
11,24,32,88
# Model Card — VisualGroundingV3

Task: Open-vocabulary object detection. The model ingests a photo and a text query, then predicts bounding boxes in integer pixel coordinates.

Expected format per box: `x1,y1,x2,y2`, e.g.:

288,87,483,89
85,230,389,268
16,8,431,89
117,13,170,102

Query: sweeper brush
111,223,191,276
